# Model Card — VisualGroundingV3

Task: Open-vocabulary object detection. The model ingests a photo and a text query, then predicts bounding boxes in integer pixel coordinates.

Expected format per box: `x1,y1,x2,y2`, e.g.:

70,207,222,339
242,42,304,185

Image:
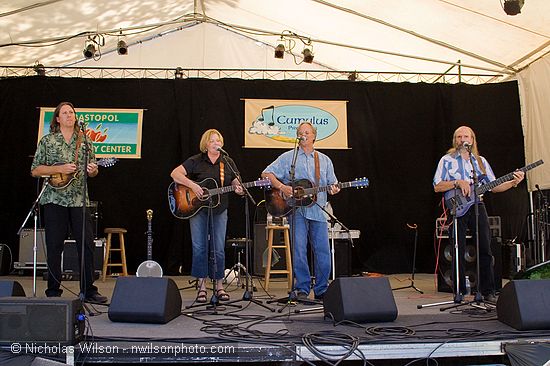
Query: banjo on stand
136,209,163,277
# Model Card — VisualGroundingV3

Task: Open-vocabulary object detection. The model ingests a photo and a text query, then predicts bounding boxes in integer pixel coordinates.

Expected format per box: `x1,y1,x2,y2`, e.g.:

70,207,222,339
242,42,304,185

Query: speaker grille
0,297,84,345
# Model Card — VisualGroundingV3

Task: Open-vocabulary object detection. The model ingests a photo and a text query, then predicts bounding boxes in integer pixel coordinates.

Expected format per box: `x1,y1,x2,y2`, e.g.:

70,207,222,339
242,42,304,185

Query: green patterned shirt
31,131,96,207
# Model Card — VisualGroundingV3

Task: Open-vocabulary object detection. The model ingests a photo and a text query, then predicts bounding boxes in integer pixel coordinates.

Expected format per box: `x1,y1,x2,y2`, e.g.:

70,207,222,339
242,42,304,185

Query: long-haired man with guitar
31,102,107,303
262,121,340,301
170,129,243,303
433,125,524,303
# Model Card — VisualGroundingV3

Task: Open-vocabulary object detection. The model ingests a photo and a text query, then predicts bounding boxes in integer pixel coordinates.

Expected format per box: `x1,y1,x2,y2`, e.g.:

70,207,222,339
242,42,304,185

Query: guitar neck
476,160,543,195
302,181,353,195
207,180,257,195
147,221,153,260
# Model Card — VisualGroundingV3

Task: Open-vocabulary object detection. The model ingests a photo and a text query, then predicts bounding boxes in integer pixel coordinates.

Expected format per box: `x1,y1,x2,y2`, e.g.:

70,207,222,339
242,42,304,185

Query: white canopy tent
1,0,549,187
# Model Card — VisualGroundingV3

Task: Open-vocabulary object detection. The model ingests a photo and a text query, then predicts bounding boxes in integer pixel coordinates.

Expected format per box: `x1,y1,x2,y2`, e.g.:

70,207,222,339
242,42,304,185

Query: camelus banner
38,108,144,158
244,99,348,149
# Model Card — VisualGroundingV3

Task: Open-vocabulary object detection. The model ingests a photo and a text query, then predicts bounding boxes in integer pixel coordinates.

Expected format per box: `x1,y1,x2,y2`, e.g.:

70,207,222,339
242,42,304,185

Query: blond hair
296,121,317,141
447,125,480,156
199,129,224,152
447,125,486,174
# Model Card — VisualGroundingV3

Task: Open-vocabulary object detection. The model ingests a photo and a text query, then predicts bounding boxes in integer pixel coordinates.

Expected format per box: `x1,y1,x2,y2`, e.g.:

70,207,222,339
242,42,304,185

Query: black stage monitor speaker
0,280,26,297
323,277,398,323
497,279,550,330
0,297,84,345
108,277,182,324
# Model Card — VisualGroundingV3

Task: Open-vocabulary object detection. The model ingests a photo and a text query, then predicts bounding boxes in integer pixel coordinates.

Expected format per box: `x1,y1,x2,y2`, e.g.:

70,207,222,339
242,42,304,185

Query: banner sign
244,99,348,149
38,108,143,158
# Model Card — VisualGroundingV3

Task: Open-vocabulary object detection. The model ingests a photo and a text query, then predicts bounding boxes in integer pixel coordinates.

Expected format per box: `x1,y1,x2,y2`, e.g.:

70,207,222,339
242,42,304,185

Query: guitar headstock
98,157,119,167
351,177,369,188
255,178,272,188
146,209,153,221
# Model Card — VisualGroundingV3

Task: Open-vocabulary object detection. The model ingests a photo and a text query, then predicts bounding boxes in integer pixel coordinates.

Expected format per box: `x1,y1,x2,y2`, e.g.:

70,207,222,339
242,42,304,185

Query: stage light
83,42,96,59
302,48,314,63
503,0,524,15
33,63,45,76
117,39,128,55
274,43,285,59
174,67,184,79
348,72,358,81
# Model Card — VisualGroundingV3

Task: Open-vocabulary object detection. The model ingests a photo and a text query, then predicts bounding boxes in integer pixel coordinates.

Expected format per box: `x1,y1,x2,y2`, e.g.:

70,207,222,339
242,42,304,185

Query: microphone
216,146,230,155
297,136,307,142
460,141,472,151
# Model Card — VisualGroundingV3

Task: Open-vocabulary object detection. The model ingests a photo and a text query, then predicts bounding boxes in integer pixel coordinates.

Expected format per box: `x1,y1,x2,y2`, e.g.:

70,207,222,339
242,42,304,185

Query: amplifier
62,239,105,274
15,228,47,270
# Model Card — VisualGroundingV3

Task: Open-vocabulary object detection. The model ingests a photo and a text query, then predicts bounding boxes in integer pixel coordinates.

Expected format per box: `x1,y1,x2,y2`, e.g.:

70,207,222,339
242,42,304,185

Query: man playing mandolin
170,129,243,303
31,102,107,303
433,125,524,303
262,121,340,301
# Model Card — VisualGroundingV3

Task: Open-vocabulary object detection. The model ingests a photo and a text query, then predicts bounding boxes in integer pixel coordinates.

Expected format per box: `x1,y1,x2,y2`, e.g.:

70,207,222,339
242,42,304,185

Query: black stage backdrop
0,76,528,276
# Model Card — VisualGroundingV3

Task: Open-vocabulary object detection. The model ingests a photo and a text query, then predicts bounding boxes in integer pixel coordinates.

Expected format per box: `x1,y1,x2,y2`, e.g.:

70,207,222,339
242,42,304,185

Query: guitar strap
219,161,225,186
74,131,83,164
314,151,320,186
475,155,487,177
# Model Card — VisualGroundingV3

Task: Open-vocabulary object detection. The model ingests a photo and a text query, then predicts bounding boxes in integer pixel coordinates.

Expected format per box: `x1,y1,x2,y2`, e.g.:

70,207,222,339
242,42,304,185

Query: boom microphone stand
418,180,464,309
314,200,353,281
17,178,50,297
221,151,275,312
439,148,494,312
393,224,423,294
269,139,321,312
185,195,241,313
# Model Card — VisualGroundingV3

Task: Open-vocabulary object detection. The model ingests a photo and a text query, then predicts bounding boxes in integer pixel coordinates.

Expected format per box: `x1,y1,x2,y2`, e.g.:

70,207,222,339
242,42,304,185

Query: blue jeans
189,209,227,280
290,213,331,296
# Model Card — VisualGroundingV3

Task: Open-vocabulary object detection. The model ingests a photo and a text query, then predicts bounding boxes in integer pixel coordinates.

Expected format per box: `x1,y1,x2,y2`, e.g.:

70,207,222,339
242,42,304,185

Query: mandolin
49,157,118,189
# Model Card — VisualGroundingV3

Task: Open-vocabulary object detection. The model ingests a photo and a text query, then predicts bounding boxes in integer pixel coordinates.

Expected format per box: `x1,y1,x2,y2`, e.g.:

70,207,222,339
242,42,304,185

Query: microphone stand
418,174,464,309
268,140,319,312
17,178,50,297
293,199,351,315
535,185,547,263
314,200,353,281
185,176,241,313
468,149,485,304
78,125,100,317
393,224,424,294
222,153,275,312
439,148,494,312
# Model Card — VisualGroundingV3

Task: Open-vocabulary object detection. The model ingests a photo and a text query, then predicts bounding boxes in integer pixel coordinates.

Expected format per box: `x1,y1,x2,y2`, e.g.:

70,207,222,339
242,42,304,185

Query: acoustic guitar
136,209,163,278
49,157,118,189
168,177,271,219
265,177,369,217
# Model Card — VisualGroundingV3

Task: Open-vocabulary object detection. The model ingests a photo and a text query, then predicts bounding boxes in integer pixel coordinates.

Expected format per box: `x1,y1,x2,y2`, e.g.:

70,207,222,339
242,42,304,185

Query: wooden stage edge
1,273,549,365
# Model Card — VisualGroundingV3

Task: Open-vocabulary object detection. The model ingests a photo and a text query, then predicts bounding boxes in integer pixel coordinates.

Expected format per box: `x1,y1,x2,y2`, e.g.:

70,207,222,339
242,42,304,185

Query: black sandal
216,289,230,301
196,289,208,303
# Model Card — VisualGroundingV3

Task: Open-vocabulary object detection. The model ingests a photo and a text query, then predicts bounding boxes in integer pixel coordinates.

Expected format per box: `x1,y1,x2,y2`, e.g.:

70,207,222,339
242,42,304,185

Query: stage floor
1,273,549,365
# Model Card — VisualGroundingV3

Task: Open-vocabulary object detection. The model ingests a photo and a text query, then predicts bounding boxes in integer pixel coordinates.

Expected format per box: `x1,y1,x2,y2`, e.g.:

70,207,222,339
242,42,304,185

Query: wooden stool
264,225,293,290
102,228,128,281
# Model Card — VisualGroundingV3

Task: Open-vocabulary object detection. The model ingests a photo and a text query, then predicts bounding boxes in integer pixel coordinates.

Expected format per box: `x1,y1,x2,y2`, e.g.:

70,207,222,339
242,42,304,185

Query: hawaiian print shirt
31,131,96,207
